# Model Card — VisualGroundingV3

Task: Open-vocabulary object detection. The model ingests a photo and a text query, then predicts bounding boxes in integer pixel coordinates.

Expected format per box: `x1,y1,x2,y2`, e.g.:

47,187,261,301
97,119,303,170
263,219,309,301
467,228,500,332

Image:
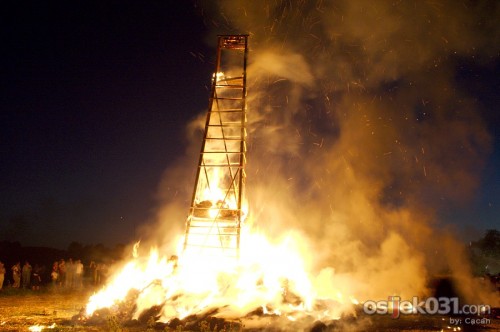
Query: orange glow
85,226,357,322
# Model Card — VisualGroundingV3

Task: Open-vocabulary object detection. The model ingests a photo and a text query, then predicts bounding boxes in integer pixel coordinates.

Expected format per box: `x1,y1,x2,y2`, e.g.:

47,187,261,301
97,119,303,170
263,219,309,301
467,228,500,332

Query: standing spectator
96,263,105,285
12,262,21,288
75,260,84,288
32,264,42,291
51,264,59,288
89,261,97,286
58,259,66,287
22,261,32,289
66,258,74,288
0,262,5,290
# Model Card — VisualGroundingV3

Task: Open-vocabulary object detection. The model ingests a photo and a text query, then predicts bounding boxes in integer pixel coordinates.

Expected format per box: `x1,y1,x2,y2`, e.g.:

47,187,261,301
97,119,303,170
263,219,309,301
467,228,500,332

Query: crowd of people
0,259,108,291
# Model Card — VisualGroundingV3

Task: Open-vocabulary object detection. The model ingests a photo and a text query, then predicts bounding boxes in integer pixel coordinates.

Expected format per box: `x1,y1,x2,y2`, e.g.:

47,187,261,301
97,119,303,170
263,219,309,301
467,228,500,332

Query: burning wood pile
78,236,358,330
77,268,357,331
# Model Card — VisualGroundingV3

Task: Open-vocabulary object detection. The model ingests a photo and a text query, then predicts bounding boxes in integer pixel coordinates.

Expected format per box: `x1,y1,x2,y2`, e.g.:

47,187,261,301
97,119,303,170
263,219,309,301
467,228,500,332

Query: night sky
1,1,213,248
1,1,499,249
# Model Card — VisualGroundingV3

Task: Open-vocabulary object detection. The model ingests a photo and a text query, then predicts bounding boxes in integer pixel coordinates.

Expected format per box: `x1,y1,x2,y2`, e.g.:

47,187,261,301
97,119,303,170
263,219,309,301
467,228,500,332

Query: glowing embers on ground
28,324,56,331
85,230,356,323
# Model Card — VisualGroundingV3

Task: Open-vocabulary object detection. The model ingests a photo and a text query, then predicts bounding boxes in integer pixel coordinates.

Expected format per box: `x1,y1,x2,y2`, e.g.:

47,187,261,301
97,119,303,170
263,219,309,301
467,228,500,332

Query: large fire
85,238,357,324
85,176,356,324
24,1,500,330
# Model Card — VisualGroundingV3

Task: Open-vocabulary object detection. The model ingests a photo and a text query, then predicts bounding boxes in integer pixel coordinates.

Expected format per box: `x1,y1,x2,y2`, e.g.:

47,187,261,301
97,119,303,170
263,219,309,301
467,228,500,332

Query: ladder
183,35,248,261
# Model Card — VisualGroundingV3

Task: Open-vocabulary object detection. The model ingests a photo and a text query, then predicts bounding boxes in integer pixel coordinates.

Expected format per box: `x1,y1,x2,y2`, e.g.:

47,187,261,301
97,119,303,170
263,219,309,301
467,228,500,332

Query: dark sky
1,1,498,249
449,59,500,237
1,1,213,248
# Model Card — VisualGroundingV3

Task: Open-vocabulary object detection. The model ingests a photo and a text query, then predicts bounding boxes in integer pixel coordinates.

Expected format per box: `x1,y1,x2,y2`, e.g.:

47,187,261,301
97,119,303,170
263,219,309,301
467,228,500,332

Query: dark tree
68,241,84,258
473,229,500,259
469,229,500,275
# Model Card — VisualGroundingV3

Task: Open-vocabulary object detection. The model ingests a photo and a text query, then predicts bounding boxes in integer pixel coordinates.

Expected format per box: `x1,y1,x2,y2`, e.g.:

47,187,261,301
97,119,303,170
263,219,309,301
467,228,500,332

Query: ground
0,287,87,331
0,287,498,331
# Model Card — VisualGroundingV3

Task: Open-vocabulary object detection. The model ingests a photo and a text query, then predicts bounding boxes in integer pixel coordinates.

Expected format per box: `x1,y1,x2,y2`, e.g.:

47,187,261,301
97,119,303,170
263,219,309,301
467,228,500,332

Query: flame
86,247,176,317
200,167,238,219
85,225,356,323
215,71,225,82
28,324,56,332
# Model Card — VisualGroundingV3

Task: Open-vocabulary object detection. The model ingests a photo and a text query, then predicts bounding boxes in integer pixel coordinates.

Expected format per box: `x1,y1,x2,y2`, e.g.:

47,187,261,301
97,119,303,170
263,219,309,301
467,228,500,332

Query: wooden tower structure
183,35,248,260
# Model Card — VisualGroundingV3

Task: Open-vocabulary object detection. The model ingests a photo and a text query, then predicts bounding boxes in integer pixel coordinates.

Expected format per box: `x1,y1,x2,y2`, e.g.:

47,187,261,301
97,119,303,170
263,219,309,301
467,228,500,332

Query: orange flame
86,227,356,322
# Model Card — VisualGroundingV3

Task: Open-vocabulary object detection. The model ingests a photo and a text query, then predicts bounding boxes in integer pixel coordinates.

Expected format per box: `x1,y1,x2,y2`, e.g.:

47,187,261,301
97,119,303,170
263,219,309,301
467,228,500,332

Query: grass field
0,287,91,331
0,286,497,331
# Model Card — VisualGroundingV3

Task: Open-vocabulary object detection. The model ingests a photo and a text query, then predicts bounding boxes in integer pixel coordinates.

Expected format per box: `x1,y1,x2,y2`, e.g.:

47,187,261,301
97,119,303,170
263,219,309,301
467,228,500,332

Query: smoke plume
190,0,499,305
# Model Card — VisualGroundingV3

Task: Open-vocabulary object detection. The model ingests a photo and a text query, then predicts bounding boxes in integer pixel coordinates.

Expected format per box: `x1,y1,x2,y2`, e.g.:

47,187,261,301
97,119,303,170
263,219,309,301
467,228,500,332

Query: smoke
122,2,500,330
78,3,499,330
194,0,498,305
